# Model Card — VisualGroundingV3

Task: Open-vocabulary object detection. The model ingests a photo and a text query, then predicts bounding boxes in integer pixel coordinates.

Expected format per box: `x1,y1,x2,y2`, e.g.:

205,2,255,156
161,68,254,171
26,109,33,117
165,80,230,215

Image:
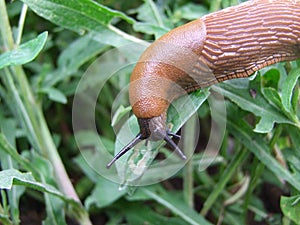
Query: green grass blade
226,114,300,191
141,186,212,225
216,82,292,133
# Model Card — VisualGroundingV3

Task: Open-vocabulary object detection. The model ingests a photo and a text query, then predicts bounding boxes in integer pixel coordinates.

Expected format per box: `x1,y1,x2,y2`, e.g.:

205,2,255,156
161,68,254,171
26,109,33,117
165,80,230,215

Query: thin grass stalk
183,113,197,208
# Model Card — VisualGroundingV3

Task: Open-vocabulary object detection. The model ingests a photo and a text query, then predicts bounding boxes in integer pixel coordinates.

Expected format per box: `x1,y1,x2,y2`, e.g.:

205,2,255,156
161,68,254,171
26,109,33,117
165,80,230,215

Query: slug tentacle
106,133,144,168
107,116,186,168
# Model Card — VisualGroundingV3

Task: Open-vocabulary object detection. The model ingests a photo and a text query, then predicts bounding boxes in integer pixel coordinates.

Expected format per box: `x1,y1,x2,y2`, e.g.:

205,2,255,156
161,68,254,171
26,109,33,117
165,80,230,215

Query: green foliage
0,32,47,69
281,195,300,223
0,0,299,224
0,169,62,201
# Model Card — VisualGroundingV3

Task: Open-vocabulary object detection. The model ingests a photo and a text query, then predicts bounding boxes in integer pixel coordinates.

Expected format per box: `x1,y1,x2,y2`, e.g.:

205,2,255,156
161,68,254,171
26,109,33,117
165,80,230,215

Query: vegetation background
0,0,300,224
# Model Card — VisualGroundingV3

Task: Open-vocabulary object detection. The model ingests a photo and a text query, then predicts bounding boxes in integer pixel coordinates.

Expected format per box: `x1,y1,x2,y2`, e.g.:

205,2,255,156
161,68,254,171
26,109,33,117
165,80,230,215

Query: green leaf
201,148,249,215
281,195,300,223
125,203,187,225
174,3,208,20
0,168,83,223
289,126,300,149
217,80,292,133
223,105,300,191
168,89,210,132
7,1,23,18
74,154,104,184
39,87,67,104
57,33,108,72
42,33,109,88
261,67,280,89
140,186,212,225
133,22,169,38
85,176,126,209
0,32,47,69
0,133,37,176
21,0,133,34
136,0,167,27
262,87,283,111
0,169,63,198
21,0,144,51
0,118,17,159
111,105,132,127
282,67,300,113
43,194,67,225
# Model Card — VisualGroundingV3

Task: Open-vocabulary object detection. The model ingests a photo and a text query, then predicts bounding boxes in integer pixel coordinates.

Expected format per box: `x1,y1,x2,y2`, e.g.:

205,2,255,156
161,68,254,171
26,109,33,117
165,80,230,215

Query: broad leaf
0,32,47,69
20,0,140,48
217,80,292,133
174,3,208,20
39,87,67,104
133,22,169,38
281,195,300,223
0,169,62,197
42,32,109,88
85,176,126,209
21,0,133,33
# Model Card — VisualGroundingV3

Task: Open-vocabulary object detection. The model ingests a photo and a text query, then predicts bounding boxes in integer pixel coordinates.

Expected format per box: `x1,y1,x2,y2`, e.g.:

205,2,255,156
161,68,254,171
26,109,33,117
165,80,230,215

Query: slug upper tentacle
106,115,186,168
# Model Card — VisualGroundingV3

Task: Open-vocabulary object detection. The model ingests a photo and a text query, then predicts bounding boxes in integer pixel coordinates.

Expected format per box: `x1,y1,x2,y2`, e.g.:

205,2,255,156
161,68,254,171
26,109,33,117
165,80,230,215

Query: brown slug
107,0,300,168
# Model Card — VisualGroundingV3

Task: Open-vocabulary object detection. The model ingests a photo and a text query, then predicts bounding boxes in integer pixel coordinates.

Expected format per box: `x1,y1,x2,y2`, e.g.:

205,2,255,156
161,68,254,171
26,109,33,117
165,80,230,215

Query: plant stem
0,0,14,50
0,190,12,225
36,108,81,201
183,114,197,208
16,4,28,46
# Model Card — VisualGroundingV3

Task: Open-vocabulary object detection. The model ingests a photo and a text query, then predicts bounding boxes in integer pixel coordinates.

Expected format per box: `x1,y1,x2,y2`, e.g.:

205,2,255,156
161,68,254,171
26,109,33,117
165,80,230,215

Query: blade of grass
0,190,12,225
200,147,249,216
227,114,300,191
141,186,213,225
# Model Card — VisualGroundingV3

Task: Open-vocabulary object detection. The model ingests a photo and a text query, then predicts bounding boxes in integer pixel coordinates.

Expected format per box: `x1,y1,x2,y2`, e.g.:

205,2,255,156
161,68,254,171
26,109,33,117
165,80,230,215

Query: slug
106,0,300,168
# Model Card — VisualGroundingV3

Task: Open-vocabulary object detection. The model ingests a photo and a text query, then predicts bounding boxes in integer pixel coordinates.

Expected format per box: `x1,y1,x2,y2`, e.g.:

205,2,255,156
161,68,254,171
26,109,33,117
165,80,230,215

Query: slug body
107,0,300,168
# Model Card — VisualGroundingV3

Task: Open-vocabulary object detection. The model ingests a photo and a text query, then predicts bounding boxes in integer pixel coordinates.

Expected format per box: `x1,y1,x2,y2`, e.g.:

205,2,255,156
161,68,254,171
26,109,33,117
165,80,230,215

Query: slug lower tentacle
107,0,300,168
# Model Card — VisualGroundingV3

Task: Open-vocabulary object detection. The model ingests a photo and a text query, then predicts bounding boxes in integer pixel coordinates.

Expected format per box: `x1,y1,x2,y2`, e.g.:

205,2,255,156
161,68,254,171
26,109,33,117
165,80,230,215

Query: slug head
106,115,186,168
